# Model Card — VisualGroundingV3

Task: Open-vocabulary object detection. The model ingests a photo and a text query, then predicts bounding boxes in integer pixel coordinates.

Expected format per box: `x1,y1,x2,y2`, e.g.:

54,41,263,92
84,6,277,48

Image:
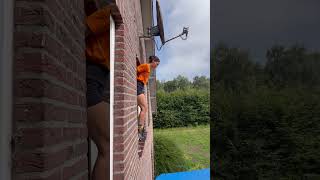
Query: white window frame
89,15,115,180
110,15,115,180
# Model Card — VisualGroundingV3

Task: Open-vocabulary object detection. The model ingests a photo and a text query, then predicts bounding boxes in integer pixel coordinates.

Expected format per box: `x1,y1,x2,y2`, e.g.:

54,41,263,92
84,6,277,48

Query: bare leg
87,101,110,180
137,94,148,126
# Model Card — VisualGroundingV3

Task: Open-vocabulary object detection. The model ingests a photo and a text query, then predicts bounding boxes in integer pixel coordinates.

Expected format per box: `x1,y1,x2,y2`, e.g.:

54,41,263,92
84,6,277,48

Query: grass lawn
154,125,210,176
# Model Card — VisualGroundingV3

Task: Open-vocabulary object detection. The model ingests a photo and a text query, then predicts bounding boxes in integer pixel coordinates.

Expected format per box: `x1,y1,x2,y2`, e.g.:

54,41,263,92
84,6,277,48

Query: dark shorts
86,60,109,107
137,81,145,95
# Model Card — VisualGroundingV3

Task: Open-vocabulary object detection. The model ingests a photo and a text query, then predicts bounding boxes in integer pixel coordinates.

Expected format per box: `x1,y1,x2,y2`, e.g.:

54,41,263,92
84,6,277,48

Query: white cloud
155,0,210,81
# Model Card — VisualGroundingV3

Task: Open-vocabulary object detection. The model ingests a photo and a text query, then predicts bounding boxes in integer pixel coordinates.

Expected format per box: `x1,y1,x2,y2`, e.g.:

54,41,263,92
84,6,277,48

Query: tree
162,75,192,92
212,43,260,92
265,44,320,88
163,80,178,93
156,80,164,91
175,75,191,90
211,43,320,179
193,76,210,90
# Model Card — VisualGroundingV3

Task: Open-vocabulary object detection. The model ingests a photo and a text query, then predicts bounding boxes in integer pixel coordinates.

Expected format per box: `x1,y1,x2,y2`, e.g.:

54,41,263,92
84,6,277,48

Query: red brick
44,104,69,122
75,172,89,180
14,102,85,123
113,163,125,172
114,107,137,117
114,127,126,135
114,143,125,152
114,86,126,94
113,173,124,180
12,0,87,179
14,169,61,180
15,31,45,48
116,30,124,36
15,50,76,88
114,117,129,126
62,157,88,180
115,78,125,85
79,127,88,139
14,146,73,173
67,109,86,123
117,24,125,30
14,78,84,106
14,103,44,122
114,153,124,161
14,128,62,149
116,43,125,49
63,128,80,141
74,142,88,157
115,63,126,71
115,36,124,43
115,56,125,62
15,5,46,25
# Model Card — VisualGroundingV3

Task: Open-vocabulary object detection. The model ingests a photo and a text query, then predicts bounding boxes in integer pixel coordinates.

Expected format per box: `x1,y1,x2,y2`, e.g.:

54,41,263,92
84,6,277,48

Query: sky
212,0,320,63
154,0,210,81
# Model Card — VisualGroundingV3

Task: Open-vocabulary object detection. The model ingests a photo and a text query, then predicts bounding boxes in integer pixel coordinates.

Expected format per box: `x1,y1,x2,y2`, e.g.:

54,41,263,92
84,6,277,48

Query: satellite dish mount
140,0,189,51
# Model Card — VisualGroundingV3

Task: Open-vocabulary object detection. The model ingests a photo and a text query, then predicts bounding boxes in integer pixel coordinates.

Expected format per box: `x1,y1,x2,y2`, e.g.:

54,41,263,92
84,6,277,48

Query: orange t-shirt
137,64,151,85
85,6,110,69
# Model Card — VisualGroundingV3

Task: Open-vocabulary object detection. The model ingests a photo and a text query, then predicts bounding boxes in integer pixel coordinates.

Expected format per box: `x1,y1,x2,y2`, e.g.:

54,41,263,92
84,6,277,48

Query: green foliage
161,75,192,92
265,44,320,88
154,75,210,128
154,135,189,175
212,44,320,179
154,87,209,128
154,126,210,176
213,43,262,92
193,76,210,90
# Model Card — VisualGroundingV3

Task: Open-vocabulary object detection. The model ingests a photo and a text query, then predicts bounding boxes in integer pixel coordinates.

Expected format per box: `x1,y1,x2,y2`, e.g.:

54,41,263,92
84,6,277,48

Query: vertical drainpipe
0,0,14,179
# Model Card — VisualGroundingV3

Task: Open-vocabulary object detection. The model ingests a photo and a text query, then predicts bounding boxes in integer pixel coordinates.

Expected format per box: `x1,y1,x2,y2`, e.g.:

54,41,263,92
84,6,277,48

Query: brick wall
12,0,88,179
113,0,155,179
11,0,154,179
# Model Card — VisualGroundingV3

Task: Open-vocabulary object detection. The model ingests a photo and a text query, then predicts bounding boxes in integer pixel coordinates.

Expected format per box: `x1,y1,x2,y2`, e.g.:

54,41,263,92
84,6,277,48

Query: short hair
148,55,160,63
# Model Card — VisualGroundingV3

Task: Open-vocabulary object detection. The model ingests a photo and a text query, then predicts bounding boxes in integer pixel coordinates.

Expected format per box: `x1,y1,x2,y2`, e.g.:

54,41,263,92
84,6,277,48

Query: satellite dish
140,0,189,50
148,0,165,45
156,0,165,45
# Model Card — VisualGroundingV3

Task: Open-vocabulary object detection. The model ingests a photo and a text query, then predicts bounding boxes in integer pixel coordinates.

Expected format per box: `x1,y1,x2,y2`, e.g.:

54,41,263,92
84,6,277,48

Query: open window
136,46,149,157
137,0,155,157
84,1,114,178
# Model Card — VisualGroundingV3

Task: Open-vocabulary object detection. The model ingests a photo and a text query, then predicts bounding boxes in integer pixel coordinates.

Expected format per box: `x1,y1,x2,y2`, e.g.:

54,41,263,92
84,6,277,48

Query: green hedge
212,86,320,179
153,89,210,128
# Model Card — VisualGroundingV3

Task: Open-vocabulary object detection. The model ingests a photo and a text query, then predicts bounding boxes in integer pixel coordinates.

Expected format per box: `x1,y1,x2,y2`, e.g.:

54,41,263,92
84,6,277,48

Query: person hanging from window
85,5,110,180
137,56,160,141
